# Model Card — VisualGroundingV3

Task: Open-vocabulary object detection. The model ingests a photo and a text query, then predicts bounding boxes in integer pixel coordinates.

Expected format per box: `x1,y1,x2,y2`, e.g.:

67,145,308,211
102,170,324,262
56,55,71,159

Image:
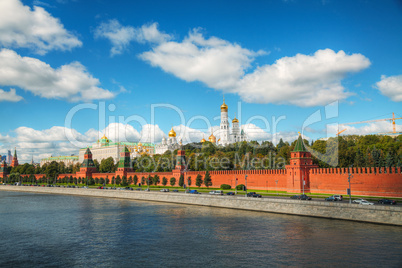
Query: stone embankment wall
1,186,400,226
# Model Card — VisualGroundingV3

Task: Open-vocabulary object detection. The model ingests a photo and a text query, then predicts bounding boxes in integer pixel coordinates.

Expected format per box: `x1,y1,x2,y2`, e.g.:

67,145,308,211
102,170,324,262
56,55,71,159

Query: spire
220,96,228,111
14,147,17,158
293,132,307,152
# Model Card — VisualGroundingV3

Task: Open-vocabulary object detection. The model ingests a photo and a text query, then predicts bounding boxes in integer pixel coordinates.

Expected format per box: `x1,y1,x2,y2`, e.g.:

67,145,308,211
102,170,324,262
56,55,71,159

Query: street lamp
245,174,248,197
275,180,278,196
348,172,353,204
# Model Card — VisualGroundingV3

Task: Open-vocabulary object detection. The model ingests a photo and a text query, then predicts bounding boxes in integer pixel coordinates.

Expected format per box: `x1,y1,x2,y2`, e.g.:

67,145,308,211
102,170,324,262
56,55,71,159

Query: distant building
7,150,12,165
78,135,155,164
155,127,181,154
40,155,79,167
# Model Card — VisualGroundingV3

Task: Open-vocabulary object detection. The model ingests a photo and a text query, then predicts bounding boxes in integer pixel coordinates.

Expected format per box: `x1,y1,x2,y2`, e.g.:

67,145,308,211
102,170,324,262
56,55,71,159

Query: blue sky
0,0,401,163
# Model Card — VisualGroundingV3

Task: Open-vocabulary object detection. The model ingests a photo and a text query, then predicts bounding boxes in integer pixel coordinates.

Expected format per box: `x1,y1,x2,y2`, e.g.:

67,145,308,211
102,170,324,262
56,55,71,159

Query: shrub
236,184,245,190
220,184,231,190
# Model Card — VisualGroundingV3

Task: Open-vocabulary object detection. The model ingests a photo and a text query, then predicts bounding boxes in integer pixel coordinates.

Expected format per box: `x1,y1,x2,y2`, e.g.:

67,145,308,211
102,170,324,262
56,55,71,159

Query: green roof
293,134,307,152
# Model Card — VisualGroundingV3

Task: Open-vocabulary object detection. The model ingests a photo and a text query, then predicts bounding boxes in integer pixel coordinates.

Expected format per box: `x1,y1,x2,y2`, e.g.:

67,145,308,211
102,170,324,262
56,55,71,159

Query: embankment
1,186,401,226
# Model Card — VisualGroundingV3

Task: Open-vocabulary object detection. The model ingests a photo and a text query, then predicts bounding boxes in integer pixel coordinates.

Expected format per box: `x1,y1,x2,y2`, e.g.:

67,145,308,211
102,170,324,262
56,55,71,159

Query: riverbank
1,185,401,226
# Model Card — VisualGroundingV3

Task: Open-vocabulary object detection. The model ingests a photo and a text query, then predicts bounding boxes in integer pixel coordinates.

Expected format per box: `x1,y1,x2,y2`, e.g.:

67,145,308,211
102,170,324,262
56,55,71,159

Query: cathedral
155,98,247,154
155,127,182,154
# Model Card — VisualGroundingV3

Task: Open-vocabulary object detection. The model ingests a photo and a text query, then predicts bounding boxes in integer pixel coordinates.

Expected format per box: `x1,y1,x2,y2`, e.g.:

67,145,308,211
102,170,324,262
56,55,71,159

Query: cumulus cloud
140,28,264,90
94,20,171,56
0,0,82,54
334,121,402,136
375,74,402,102
0,121,312,163
0,88,23,102
137,26,369,106
0,49,115,101
236,49,370,106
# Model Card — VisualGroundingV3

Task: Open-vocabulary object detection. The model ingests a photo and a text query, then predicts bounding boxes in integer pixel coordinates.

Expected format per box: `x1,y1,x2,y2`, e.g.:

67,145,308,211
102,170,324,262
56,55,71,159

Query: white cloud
0,122,312,163
0,49,115,101
94,20,171,56
137,25,368,106
0,0,82,54
236,49,370,106
334,121,402,136
140,28,264,90
0,88,23,102
375,74,402,102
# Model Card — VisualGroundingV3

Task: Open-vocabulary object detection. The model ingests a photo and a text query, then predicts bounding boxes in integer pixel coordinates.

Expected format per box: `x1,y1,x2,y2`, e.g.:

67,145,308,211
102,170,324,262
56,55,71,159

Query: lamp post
235,176,237,195
245,174,248,197
348,173,353,204
275,180,278,196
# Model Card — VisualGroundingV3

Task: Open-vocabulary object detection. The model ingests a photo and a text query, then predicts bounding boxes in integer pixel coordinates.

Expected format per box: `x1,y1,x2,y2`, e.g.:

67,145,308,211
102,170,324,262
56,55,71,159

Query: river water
0,191,401,267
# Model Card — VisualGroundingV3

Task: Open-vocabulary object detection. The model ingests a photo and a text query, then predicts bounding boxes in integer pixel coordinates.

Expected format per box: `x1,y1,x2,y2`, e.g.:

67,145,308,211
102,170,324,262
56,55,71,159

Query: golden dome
101,134,107,139
208,133,216,143
168,127,176,137
232,117,239,123
138,142,142,146
221,101,228,111
201,138,206,143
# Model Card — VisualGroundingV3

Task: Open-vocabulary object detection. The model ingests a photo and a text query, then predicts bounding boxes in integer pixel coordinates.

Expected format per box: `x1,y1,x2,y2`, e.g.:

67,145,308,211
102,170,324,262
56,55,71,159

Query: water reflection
0,191,401,267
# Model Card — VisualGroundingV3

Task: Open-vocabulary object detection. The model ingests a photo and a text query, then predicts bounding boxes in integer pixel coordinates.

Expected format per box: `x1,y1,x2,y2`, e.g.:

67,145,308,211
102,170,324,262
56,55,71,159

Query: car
160,189,169,192
189,190,200,194
378,199,397,205
360,200,374,205
290,194,312,200
352,199,367,204
247,192,262,198
172,189,179,192
209,190,223,195
226,192,235,195
333,195,343,201
136,188,142,191
325,196,337,201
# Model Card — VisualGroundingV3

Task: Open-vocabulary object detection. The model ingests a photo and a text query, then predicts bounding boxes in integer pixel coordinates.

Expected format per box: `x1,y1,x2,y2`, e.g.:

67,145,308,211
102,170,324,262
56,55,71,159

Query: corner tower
285,133,318,193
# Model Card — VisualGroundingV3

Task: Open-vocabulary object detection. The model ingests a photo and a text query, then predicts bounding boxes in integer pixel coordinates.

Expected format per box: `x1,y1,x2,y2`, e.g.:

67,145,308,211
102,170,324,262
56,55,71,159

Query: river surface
0,191,401,267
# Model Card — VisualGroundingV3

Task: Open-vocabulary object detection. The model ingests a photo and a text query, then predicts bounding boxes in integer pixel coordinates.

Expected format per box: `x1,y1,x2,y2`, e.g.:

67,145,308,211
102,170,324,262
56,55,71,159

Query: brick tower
76,147,97,178
285,133,318,193
0,160,8,179
11,148,19,167
172,149,186,180
116,146,132,177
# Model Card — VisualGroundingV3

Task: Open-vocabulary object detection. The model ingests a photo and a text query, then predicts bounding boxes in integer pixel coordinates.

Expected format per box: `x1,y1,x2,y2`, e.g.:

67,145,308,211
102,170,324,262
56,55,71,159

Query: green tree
162,177,167,186
178,174,184,187
128,176,133,185
133,175,138,185
45,161,59,182
121,176,128,186
195,174,203,187
93,159,100,171
100,157,116,173
153,174,160,185
170,177,176,187
115,175,121,185
203,171,212,188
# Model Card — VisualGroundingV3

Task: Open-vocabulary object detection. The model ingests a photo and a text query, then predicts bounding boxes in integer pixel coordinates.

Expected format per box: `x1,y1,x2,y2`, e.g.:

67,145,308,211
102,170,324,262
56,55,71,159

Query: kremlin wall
2,134,401,198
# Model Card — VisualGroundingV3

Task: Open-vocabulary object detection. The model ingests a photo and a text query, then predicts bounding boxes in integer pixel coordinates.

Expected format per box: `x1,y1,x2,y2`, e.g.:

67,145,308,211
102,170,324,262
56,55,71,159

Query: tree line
5,134,401,178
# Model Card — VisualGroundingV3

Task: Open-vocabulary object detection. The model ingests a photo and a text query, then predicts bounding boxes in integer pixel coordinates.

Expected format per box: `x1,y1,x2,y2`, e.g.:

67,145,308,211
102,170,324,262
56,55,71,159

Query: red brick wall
309,167,402,197
15,166,402,197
